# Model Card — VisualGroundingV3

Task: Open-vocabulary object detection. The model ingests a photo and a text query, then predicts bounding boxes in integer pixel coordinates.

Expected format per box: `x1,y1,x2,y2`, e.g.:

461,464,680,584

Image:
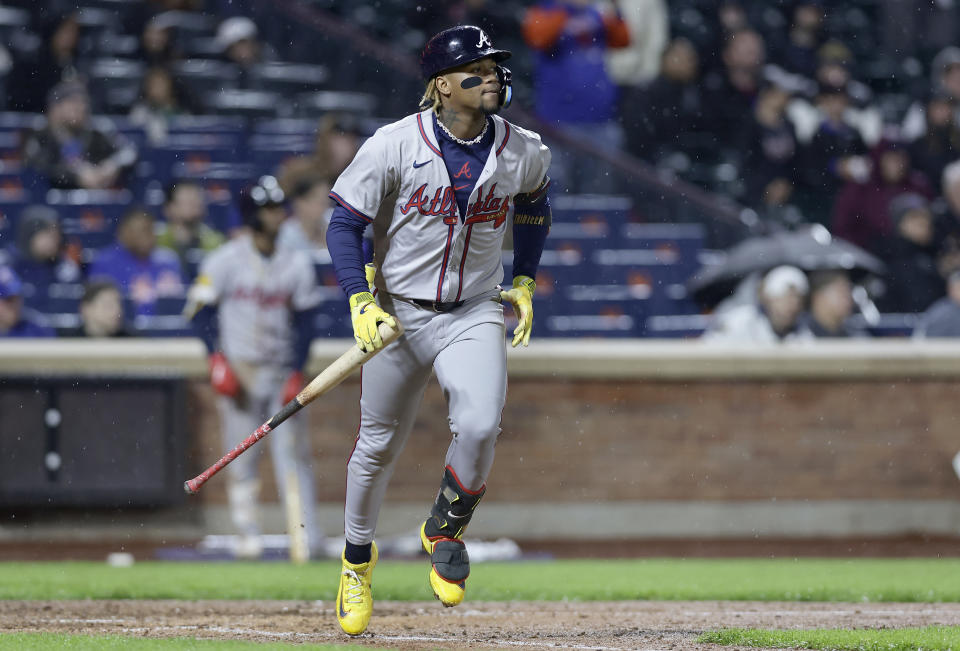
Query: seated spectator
522,0,630,192
787,41,880,146
908,90,960,187
7,10,82,113
215,16,276,87
902,46,960,141
795,82,869,225
832,138,934,255
58,279,130,338
155,180,224,276
877,193,943,314
737,81,800,223
276,112,365,193
0,265,54,338
129,67,194,145
624,37,703,162
9,205,81,310
914,270,960,338
703,265,809,342
22,81,137,190
798,269,867,337
701,28,767,153
137,11,183,67
277,176,331,257
88,208,185,316
773,0,826,79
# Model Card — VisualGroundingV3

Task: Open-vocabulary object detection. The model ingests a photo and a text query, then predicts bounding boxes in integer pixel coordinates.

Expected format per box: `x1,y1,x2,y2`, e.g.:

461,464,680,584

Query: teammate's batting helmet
420,25,513,107
238,175,285,231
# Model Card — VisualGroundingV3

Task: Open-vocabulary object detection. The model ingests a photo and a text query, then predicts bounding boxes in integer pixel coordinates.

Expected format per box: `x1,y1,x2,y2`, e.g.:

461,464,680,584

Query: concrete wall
4,339,960,540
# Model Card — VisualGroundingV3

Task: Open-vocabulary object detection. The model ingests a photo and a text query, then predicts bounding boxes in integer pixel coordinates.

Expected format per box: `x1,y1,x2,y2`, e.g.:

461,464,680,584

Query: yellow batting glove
349,291,397,353
364,263,377,290
500,275,535,348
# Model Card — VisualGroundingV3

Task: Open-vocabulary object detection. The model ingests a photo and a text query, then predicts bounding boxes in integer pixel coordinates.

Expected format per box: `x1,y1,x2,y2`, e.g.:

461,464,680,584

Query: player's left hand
500,275,535,348
281,370,305,404
349,291,398,353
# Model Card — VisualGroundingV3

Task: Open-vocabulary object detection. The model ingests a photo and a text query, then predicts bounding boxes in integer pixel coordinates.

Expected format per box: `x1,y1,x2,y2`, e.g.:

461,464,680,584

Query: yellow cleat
335,542,378,635
420,522,468,607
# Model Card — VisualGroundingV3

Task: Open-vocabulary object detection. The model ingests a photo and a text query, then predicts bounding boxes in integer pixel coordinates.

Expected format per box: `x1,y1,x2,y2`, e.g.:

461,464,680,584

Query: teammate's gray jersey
188,235,320,365
330,109,550,302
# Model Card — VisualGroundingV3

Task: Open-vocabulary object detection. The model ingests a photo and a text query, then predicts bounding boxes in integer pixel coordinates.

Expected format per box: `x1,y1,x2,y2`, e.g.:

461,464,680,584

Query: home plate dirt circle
3,600,960,650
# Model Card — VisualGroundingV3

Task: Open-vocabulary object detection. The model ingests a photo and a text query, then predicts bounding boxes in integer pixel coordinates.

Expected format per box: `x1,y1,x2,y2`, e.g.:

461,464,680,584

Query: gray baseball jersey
188,235,321,365
330,109,550,301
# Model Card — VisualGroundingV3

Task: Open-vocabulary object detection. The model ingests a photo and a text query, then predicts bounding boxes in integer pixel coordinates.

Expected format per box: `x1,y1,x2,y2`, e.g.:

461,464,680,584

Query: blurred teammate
186,176,323,559
325,26,551,635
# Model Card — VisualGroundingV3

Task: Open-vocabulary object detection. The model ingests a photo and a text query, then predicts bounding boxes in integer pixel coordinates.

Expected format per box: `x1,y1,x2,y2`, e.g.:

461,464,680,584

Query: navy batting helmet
420,25,511,80
238,175,285,231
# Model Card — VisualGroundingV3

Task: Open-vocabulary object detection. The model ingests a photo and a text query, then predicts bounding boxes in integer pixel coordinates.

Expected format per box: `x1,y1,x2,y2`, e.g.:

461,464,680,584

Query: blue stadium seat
46,190,133,255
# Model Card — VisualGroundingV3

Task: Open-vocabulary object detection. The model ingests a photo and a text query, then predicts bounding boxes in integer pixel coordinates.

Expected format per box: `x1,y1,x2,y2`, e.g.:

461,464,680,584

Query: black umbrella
687,224,887,308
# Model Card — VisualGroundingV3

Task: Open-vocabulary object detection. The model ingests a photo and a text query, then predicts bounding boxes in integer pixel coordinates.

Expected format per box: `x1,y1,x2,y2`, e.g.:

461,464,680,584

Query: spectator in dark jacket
624,37,703,162
738,81,800,217
832,138,934,255
908,90,960,187
9,205,81,311
701,28,766,152
796,82,870,225
877,193,944,313
7,10,82,113
22,81,137,189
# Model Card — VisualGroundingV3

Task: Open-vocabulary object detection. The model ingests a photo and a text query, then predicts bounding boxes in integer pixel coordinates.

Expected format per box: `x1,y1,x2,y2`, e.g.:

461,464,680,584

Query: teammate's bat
184,320,404,494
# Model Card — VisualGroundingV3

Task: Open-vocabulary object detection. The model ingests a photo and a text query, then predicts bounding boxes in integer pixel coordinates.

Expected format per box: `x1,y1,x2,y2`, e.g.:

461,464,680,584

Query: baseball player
186,175,323,559
324,26,551,635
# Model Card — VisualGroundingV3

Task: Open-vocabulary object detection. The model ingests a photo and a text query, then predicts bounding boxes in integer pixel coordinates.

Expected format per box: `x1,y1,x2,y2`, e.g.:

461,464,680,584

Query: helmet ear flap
496,65,512,108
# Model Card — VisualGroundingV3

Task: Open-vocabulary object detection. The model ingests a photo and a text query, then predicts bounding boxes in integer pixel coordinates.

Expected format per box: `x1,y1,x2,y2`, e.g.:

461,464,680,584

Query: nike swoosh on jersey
454,184,470,190
412,160,432,169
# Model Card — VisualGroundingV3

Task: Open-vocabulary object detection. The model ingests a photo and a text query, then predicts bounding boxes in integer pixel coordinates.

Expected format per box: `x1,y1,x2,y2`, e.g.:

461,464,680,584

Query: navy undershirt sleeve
191,303,219,354
511,193,551,281
291,306,316,371
326,203,372,298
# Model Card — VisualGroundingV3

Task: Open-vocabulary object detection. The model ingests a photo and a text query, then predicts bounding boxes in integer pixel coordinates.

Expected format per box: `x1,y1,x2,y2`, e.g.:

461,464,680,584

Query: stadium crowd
2,0,960,340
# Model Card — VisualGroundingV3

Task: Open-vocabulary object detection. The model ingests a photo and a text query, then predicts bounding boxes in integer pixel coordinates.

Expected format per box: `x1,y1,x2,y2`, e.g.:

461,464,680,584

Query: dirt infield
3,599,960,650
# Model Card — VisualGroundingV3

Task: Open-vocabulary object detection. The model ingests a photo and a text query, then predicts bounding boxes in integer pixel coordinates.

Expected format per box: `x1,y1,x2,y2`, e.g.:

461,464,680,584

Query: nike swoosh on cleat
446,510,468,520
413,160,432,168
338,596,348,619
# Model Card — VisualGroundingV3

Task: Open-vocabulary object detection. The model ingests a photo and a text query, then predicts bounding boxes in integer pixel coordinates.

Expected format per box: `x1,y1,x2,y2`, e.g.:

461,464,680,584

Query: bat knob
184,480,198,494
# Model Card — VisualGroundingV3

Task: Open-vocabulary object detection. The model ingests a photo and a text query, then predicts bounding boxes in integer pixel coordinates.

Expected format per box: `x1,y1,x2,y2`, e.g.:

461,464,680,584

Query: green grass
2,558,960,602
698,625,960,650
0,634,372,650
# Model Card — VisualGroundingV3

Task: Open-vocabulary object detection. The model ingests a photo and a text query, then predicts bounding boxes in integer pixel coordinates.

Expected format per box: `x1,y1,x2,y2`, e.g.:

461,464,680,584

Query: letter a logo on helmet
420,25,511,81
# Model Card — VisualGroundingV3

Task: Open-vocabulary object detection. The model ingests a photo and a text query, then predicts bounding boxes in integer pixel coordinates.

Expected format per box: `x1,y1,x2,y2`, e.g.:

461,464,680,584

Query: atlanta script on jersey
330,109,551,302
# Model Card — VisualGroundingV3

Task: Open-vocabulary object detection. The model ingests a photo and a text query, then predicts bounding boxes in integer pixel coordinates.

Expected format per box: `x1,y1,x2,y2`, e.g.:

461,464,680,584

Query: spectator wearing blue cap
0,266,55,338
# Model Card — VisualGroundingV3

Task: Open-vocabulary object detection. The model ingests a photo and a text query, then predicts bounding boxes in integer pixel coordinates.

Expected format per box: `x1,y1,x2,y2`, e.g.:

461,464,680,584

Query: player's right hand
208,351,241,397
349,291,397,353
